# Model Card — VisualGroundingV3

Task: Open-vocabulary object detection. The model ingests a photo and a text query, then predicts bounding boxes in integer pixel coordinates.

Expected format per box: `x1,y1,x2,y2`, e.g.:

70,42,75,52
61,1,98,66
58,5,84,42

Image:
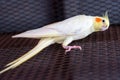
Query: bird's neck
91,25,96,33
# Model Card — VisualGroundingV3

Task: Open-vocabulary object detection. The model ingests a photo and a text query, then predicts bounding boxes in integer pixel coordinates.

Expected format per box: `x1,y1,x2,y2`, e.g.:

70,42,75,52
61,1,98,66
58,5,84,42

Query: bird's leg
63,45,82,53
62,37,82,54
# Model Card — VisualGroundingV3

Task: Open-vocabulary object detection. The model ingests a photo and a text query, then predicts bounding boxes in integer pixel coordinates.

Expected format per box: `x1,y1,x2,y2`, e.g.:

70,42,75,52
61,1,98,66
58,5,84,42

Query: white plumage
0,12,109,74
13,15,94,39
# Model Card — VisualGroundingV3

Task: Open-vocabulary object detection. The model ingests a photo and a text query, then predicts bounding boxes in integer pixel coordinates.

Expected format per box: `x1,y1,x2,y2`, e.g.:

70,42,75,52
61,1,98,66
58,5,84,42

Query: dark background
0,0,120,33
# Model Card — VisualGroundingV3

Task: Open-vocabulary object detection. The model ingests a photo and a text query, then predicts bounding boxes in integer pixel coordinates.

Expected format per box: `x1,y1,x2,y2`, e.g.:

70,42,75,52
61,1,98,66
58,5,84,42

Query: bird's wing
12,27,65,38
13,15,93,38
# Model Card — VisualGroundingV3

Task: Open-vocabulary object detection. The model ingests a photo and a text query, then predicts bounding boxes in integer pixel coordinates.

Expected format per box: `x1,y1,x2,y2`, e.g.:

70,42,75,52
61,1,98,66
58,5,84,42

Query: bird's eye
102,20,105,22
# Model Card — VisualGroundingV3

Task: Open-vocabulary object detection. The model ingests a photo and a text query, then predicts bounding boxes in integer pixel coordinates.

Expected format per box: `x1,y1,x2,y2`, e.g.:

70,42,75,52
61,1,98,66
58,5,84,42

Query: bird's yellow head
93,12,110,32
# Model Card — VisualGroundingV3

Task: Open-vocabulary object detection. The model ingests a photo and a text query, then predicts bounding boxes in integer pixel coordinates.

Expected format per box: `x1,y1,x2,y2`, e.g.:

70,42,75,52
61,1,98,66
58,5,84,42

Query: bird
0,12,110,74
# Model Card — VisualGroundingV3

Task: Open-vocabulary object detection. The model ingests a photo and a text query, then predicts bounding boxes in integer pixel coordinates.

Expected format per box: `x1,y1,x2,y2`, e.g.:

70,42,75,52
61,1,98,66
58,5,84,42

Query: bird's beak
101,24,108,31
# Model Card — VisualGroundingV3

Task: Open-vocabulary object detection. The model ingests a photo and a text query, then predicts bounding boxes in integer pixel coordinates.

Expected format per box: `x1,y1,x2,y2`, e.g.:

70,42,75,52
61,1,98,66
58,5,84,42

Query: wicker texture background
0,0,120,80
0,26,120,80
0,0,120,32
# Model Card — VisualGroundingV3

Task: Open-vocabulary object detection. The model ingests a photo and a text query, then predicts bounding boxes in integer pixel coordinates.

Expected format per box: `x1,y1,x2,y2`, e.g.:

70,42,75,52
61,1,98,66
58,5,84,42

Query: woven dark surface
0,25,120,80
0,0,120,32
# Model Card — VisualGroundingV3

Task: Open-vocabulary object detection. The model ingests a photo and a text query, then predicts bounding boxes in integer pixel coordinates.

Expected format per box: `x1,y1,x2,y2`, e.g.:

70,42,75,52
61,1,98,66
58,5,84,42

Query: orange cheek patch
95,17,102,22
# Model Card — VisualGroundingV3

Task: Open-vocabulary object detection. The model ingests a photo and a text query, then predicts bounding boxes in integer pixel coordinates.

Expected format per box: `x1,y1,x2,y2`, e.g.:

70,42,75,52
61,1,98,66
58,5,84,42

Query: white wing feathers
12,28,64,38
12,15,94,38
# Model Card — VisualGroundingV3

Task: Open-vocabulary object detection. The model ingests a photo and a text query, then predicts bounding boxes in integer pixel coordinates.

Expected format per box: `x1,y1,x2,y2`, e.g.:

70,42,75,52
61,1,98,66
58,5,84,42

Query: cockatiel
0,12,109,74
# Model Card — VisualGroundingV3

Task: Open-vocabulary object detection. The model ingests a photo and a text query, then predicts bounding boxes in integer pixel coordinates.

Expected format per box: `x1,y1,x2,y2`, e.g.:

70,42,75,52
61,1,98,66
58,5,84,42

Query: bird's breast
73,28,93,40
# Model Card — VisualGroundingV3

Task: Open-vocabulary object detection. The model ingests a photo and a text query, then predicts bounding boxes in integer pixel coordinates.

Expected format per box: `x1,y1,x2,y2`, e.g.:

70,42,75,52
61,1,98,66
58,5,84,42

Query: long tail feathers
0,38,55,74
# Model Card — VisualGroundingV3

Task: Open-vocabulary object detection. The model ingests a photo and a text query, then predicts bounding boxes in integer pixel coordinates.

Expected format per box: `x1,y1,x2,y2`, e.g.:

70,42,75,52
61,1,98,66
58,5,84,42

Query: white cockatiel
0,12,109,74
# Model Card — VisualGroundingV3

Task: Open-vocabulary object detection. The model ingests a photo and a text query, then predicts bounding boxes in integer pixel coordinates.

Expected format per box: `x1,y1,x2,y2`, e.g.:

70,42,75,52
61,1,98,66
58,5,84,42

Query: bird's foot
63,45,82,54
